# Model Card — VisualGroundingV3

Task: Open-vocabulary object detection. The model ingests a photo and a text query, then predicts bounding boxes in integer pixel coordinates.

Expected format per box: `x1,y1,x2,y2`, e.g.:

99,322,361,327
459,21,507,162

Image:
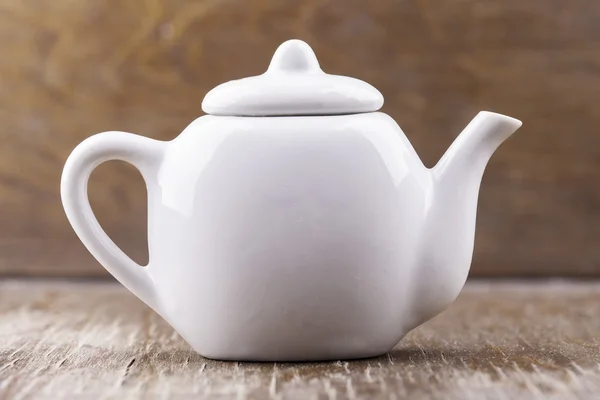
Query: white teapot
61,39,522,362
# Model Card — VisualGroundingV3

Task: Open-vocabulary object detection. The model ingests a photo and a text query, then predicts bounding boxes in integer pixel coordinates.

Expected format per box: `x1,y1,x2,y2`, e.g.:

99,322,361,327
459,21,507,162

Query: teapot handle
60,131,165,313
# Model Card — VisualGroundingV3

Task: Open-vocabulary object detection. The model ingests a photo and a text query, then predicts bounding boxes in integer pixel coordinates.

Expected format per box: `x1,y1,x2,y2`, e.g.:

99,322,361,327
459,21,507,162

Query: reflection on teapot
61,39,522,362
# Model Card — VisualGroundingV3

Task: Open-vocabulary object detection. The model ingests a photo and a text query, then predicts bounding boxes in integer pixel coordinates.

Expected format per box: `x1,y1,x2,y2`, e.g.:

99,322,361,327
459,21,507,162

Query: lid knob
267,39,322,74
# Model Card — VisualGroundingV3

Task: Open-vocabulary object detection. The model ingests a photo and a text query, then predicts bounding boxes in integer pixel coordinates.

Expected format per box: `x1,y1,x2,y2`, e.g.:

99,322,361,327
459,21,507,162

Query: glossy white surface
61,110,521,362
201,39,383,116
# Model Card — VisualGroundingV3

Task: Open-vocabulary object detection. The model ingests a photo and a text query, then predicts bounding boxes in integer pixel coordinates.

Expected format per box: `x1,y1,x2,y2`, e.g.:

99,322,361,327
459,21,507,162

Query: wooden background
1,0,599,278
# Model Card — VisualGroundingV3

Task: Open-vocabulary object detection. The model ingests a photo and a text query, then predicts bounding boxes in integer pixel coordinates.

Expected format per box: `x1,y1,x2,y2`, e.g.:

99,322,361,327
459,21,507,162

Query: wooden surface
2,0,600,277
0,280,599,399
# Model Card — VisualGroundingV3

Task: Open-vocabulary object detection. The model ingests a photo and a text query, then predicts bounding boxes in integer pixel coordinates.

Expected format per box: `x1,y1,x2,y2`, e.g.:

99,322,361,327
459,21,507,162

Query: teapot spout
408,111,521,329
434,111,522,180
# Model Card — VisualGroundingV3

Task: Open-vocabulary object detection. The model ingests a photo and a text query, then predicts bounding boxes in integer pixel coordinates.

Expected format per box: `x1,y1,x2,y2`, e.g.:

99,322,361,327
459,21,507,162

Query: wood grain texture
1,0,600,277
0,280,599,399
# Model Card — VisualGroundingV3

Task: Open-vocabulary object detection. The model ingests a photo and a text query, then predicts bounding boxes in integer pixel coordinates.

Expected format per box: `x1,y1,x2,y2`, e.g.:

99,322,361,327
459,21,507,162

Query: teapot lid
201,39,384,116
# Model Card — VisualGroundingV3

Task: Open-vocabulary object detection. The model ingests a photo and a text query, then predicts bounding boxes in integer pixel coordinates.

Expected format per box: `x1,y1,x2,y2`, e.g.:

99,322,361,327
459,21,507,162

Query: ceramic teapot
61,39,522,362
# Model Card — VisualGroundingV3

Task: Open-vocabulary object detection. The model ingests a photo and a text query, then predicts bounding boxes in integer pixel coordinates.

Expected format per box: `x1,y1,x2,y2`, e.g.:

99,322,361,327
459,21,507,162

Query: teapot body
149,112,432,361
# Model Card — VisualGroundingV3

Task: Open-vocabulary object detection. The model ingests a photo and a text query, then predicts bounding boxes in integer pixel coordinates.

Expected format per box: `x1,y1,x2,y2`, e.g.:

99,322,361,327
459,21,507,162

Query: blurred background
0,0,599,279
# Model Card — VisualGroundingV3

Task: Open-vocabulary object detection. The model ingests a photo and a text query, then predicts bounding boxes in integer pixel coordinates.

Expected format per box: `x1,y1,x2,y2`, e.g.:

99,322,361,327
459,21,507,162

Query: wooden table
1,280,599,399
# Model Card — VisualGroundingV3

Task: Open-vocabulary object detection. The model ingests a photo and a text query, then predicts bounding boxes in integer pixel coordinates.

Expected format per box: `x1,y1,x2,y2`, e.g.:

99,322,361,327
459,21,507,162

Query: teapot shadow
141,343,575,375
